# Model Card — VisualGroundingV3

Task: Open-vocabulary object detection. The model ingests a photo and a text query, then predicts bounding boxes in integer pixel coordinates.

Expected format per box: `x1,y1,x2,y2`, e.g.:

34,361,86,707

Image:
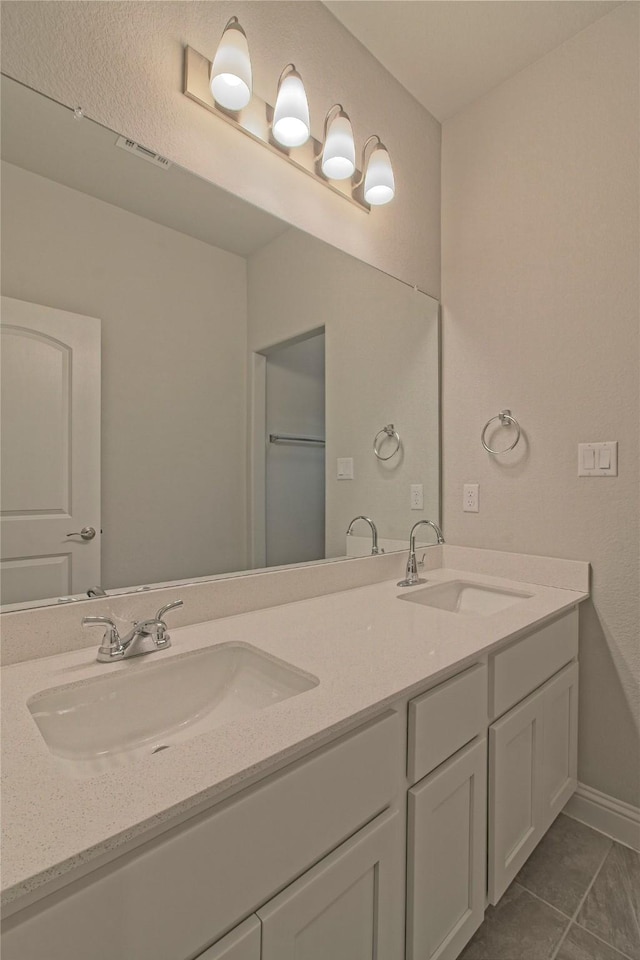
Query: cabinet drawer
489,609,578,720
1,711,401,960
408,663,487,784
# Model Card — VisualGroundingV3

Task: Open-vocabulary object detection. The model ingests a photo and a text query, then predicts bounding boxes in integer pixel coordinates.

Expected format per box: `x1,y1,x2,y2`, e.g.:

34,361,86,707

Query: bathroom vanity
0,547,588,960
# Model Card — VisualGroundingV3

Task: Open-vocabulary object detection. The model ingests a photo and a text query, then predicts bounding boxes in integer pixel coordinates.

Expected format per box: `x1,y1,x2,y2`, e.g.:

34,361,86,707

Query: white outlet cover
410,484,424,510
463,483,479,512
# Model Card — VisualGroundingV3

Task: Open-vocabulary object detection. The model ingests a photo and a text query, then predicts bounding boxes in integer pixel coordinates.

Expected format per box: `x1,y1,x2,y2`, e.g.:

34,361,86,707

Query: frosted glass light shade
273,69,310,148
210,21,252,111
364,144,395,205
322,111,356,180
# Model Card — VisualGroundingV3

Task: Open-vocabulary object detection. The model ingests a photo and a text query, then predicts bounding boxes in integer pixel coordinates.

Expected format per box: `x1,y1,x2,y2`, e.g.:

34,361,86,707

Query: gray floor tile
516,815,612,916
556,923,632,960
577,842,640,959
458,883,569,960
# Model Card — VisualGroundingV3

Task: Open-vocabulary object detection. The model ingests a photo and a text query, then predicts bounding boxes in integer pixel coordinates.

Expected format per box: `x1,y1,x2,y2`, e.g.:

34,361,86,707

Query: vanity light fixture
360,135,395,206
184,23,396,213
272,64,311,148
320,105,356,181
210,16,252,111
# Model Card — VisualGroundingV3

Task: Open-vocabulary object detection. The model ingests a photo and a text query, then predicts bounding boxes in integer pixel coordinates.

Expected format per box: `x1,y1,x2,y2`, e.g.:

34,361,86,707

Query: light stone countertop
1,555,589,912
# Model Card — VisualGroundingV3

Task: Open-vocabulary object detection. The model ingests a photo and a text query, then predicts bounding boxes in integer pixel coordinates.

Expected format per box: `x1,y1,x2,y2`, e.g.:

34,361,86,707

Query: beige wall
248,229,440,556
1,162,248,588
0,0,441,297
442,3,639,807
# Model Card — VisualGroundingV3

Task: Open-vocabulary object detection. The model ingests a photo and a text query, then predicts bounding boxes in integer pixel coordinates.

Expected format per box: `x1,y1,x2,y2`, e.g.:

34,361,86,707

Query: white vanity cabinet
196,917,261,960
488,611,579,903
2,596,584,960
407,738,487,960
194,810,403,960
259,810,403,959
2,711,403,960
406,664,488,960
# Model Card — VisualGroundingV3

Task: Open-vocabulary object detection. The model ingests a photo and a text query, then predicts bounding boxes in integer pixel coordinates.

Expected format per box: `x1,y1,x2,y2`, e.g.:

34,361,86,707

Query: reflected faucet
346,516,383,555
83,599,184,662
86,585,107,598
397,519,444,587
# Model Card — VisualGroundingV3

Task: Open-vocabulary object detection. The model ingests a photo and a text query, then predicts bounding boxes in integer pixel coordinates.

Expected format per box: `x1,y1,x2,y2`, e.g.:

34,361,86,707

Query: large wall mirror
0,75,440,611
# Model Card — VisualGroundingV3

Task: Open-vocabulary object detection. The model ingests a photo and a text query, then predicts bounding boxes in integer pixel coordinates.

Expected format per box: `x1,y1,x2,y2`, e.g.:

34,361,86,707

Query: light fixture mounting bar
183,46,370,213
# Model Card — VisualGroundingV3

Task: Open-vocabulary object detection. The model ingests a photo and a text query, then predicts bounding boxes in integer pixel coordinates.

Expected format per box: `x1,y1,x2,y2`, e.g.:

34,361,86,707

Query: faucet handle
83,616,124,661
82,615,119,635
155,599,183,622
152,599,183,646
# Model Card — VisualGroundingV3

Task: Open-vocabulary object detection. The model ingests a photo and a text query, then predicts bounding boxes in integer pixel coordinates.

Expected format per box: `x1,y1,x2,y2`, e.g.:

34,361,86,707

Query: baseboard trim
564,783,640,851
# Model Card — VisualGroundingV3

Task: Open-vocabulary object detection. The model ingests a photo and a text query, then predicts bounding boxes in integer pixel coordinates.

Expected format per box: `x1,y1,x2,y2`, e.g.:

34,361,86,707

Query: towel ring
481,409,521,455
374,424,401,461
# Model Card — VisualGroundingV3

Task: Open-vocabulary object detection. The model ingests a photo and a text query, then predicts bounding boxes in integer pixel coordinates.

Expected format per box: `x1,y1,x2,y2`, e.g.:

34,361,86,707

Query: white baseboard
564,783,640,851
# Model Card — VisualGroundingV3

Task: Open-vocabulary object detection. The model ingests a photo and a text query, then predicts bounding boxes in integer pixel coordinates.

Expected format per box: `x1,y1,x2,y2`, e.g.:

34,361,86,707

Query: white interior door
1,296,101,605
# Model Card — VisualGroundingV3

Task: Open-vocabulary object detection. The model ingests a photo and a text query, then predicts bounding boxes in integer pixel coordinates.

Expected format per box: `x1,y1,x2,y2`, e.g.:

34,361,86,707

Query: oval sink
28,642,319,777
399,579,532,615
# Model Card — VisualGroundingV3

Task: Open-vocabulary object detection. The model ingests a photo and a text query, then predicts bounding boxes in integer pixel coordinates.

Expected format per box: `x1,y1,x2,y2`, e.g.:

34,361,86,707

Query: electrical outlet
463,483,479,513
410,484,424,510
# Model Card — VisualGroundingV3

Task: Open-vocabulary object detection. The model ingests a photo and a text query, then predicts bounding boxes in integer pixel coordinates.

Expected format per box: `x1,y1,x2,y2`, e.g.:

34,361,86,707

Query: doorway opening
250,328,325,569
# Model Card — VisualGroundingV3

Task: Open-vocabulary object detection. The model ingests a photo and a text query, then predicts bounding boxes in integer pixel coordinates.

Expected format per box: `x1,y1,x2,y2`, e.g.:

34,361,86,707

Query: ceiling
0,77,290,258
323,1,623,120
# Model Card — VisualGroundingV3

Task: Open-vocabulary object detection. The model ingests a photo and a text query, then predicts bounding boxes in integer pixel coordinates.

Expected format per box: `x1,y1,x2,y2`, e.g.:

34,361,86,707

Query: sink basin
399,580,532,615
28,642,318,777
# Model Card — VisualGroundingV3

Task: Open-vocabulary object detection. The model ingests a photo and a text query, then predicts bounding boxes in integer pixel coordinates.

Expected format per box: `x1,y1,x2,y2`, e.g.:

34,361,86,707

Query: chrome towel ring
481,409,521,455
374,424,401,461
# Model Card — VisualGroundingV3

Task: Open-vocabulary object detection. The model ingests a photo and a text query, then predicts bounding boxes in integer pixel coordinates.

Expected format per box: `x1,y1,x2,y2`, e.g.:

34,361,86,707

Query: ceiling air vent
115,136,172,170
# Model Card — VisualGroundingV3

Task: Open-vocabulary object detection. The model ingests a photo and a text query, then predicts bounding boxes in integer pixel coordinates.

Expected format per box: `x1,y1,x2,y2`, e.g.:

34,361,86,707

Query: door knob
66,526,96,541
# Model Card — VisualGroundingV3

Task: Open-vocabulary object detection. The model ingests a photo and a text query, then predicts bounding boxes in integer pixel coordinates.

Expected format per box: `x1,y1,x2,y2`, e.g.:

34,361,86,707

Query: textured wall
247,228,440,556
0,0,441,296
442,4,639,807
1,162,249,588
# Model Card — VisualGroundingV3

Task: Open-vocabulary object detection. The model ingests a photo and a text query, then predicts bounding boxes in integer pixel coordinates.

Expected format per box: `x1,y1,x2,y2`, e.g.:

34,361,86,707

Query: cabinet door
196,917,260,960
258,810,403,960
407,738,487,960
489,689,544,903
541,662,578,829
489,661,579,904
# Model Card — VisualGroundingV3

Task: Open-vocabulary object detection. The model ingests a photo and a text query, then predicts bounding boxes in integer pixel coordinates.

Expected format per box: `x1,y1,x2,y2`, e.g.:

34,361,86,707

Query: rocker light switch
578,442,618,477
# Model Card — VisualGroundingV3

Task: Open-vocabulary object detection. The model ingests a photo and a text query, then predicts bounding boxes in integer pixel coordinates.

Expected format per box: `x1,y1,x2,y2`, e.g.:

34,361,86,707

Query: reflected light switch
337,457,354,480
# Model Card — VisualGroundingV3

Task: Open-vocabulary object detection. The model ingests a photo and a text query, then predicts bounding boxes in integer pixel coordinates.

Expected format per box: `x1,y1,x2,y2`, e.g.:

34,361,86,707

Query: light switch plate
337,457,354,480
578,442,618,477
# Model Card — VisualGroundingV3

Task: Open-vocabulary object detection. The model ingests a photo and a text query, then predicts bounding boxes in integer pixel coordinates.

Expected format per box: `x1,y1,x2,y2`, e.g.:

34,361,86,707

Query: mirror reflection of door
265,331,325,567
0,296,101,605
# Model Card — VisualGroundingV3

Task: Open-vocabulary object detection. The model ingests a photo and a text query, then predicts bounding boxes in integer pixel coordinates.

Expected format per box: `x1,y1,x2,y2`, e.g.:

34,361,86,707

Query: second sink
399,579,532,615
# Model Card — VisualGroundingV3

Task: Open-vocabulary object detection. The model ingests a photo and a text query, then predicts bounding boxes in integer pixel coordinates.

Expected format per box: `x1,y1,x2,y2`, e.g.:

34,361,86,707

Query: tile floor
458,814,640,960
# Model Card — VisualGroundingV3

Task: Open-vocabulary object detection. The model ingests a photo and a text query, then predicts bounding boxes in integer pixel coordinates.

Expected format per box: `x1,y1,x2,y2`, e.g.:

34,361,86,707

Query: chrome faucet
346,515,383,555
397,519,444,587
83,600,184,663
86,585,107,598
